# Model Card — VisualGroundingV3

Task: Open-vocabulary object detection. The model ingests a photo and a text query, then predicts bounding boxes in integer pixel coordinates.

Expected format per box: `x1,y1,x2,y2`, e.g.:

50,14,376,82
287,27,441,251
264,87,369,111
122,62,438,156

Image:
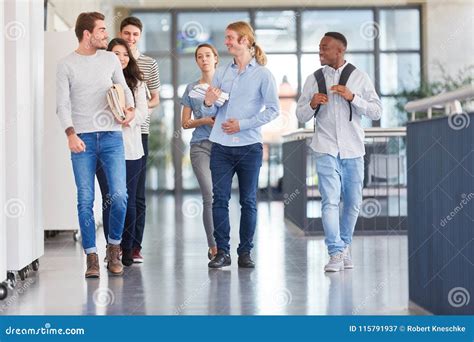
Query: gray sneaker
324,252,344,272
343,246,354,269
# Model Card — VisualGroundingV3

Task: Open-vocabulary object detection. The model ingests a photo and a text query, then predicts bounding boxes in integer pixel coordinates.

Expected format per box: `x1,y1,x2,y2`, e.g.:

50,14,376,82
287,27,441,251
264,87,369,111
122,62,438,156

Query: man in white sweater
56,12,135,278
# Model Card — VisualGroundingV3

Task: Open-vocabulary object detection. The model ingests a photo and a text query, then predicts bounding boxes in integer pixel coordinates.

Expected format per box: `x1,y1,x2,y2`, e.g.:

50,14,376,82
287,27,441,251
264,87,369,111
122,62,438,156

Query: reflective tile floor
0,194,426,315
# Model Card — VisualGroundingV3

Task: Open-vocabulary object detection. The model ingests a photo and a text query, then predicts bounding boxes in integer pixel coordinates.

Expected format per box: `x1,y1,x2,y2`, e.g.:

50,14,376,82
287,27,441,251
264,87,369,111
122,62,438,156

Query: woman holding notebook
96,38,148,266
180,44,220,260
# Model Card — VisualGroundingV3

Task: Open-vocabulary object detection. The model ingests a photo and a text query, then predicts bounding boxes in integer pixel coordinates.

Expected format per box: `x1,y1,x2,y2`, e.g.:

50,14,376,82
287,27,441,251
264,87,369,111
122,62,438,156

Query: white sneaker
324,252,344,272
343,246,354,269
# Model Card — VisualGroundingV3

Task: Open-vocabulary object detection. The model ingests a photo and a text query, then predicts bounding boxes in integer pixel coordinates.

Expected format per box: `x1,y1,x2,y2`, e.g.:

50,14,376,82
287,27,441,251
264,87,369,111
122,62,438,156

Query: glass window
381,96,408,128
263,55,299,143
178,56,203,92
379,9,420,50
380,53,420,94
255,11,297,52
133,12,171,53
300,54,320,92
177,12,249,53
266,54,298,91
302,10,375,52
148,100,175,190
345,53,375,81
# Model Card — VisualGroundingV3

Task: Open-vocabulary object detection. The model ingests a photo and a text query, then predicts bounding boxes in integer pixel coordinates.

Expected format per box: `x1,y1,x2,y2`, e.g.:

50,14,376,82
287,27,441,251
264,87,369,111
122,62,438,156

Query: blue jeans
96,158,141,251
71,131,128,254
210,143,262,255
315,153,364,256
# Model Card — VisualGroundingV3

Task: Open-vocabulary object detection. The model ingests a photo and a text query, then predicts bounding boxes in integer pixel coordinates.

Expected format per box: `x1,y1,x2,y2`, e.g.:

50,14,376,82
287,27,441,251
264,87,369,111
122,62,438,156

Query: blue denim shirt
201,58,280,147
181,81,213,145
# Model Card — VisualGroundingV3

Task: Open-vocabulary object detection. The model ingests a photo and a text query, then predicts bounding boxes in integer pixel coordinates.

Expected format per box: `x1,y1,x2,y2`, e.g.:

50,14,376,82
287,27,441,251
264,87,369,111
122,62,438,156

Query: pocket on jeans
315,156,335,176
346,158,364,183
250,143,263,152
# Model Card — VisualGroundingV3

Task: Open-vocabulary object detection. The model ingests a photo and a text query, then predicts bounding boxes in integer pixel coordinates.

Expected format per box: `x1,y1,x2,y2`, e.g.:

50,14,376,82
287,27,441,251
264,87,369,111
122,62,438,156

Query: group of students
57,11,382,279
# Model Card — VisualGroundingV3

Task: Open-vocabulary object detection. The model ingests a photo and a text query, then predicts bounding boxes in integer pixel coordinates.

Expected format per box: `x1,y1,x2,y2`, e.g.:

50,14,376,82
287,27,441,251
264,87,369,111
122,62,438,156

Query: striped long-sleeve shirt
136,52,161,134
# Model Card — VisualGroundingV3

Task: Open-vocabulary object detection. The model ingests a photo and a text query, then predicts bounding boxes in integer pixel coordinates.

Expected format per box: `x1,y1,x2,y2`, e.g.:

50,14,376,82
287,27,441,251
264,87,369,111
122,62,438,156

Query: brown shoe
85,253,100,278
107,244,123,276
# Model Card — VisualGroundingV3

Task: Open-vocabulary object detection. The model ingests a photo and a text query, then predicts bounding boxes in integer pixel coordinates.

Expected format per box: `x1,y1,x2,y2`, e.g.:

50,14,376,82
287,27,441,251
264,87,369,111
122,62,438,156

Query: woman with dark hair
181,44,219,260
97,38,147,266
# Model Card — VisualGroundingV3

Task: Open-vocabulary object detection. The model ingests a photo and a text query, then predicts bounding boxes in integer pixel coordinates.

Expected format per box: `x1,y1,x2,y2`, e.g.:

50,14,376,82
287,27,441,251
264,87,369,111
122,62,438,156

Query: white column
0,0,7,283
4,0,44,271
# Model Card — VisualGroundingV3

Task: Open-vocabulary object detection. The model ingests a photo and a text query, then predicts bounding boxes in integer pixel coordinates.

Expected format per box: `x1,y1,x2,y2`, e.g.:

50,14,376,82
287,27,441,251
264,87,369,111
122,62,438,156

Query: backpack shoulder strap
312,68,326,122
338,63,356,86
313,68,327,95
338,63,356,121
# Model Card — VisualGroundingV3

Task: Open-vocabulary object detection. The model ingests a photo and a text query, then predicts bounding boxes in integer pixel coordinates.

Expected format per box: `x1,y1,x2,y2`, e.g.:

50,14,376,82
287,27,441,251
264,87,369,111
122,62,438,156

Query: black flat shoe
121,249,133,267
238,253,255,268
208,250,231,268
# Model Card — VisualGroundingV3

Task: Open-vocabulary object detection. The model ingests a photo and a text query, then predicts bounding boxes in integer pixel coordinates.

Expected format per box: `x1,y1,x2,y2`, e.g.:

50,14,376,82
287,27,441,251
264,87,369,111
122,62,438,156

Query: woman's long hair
226,21,267,66
107,38,144,91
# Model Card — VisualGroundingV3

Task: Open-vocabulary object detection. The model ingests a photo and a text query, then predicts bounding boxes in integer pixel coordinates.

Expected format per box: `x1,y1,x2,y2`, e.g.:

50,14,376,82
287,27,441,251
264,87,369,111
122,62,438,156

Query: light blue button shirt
201,58,280,146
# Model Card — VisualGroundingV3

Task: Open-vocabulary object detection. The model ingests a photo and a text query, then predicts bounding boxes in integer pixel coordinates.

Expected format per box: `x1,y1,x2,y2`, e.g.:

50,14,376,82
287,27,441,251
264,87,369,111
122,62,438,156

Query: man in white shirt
296,32,382,272
56,12,135,278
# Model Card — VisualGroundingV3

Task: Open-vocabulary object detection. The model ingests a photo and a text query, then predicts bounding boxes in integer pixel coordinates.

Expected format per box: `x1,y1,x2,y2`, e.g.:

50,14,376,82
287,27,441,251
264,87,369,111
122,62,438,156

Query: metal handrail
283,127,406,142
405,84,474,121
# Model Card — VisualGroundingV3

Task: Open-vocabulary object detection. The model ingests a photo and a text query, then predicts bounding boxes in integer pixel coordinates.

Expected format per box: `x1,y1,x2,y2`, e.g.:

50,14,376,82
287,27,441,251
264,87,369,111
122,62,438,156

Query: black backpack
312,63,356,123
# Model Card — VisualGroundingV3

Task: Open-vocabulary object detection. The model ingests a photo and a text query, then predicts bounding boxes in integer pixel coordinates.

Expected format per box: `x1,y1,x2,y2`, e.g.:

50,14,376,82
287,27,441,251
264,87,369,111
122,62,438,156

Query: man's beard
91,37,107,50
